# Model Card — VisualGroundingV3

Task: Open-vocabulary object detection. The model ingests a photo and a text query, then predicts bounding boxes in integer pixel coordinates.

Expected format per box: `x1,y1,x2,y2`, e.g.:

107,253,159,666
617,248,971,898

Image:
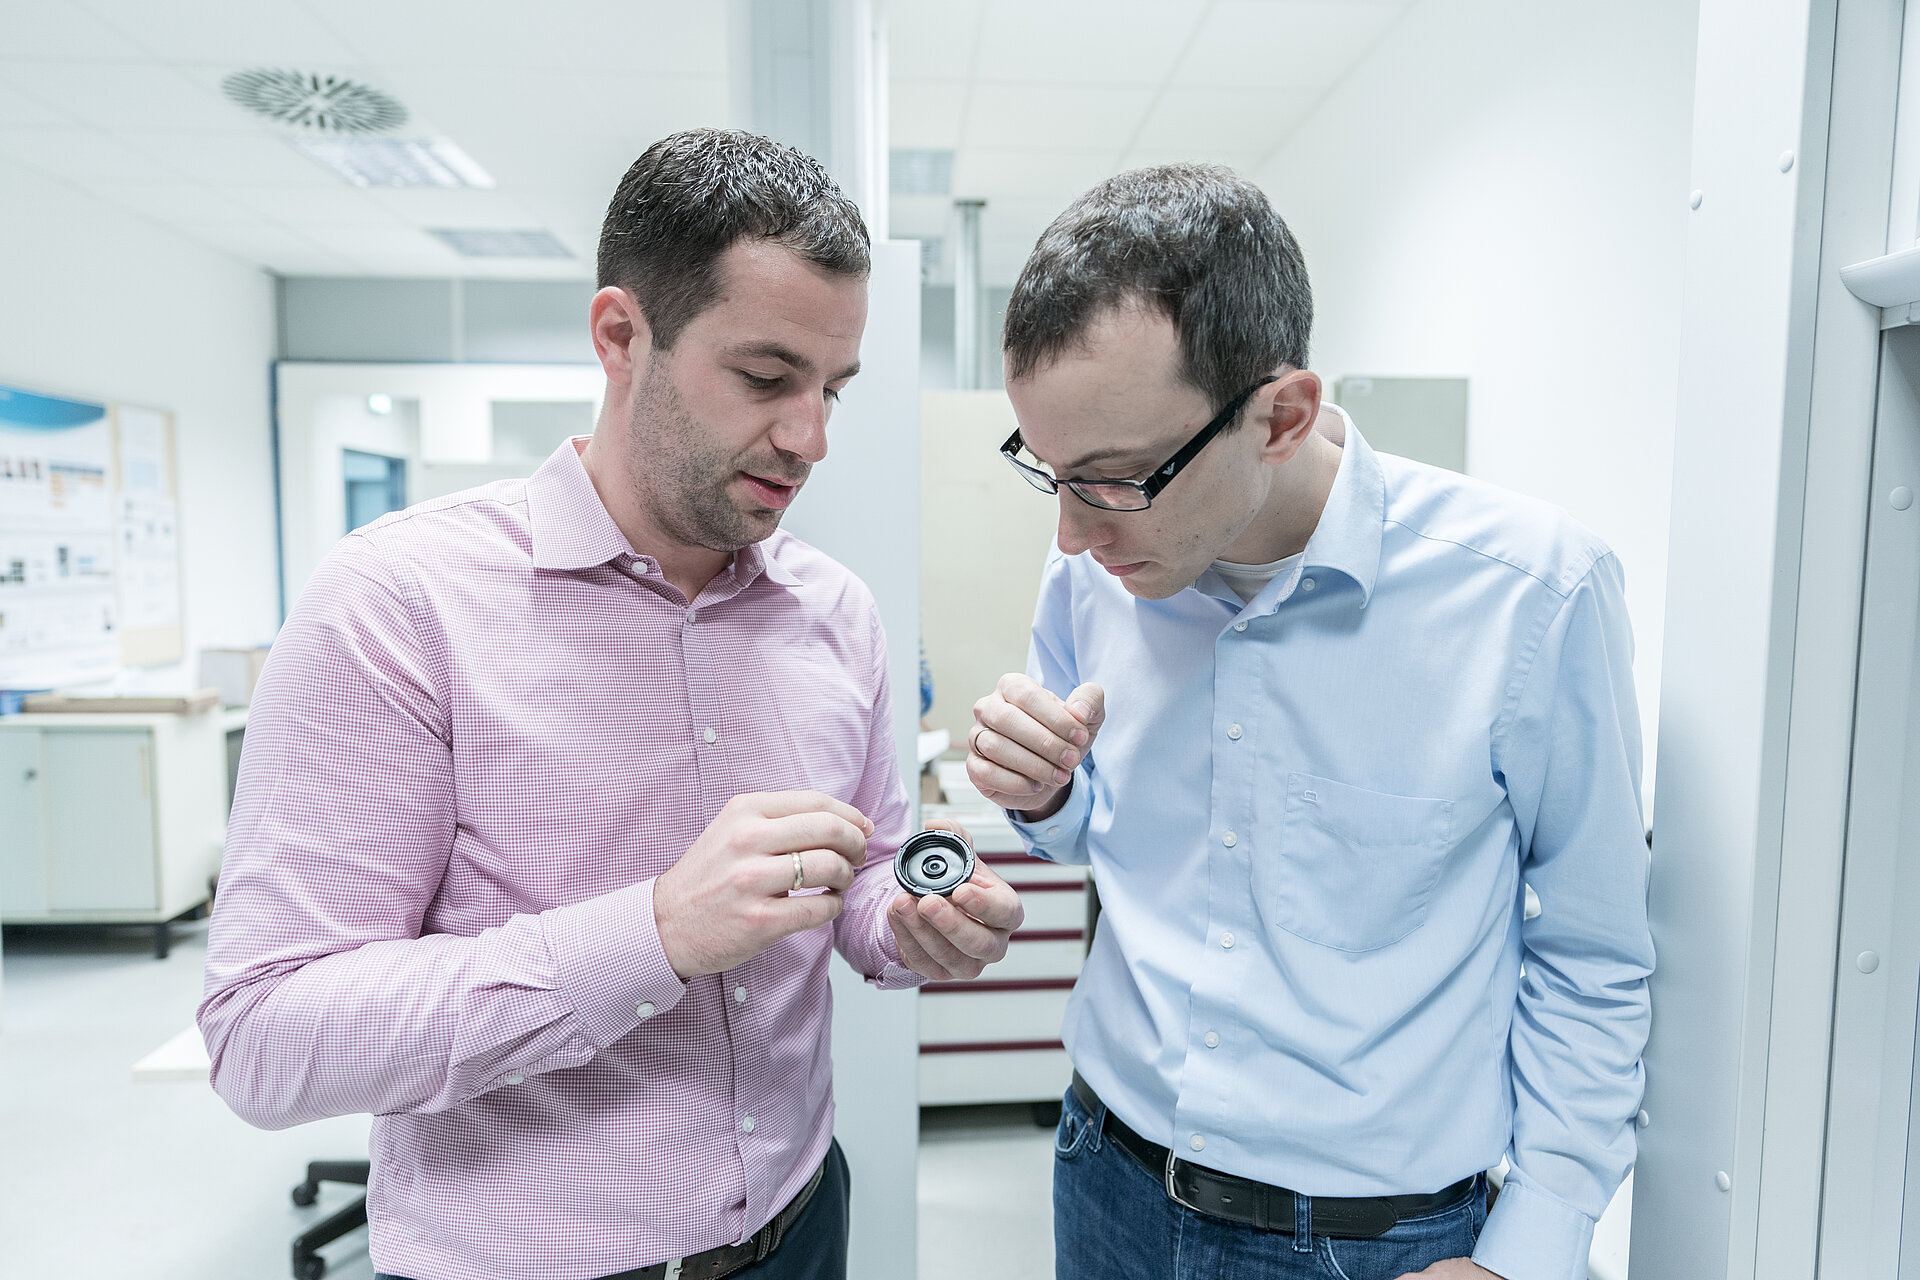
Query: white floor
0,919,1055,1280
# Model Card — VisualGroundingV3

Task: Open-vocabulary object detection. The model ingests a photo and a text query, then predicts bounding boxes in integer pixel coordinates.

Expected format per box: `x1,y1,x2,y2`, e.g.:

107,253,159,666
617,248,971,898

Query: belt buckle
1163,1151,1203,1215
663,1260,683,1280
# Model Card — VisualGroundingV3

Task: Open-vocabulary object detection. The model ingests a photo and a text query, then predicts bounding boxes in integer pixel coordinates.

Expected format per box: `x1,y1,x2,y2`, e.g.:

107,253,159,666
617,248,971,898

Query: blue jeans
376,1138,849,1280
1054,1087,1486,1280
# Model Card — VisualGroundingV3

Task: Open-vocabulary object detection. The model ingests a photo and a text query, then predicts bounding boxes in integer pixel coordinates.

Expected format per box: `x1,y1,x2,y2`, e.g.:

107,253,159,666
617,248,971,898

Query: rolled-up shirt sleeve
1474,552,1655,1280
198,534,686,1130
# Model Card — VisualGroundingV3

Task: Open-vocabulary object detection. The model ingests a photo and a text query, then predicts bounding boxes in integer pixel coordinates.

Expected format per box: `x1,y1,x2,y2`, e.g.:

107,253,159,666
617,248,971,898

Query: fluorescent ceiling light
428,229,573,259
293,136,495,188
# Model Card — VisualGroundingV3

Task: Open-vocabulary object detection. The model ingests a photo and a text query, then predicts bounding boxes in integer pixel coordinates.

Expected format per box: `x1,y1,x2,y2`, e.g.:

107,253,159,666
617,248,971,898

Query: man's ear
1252,370,1324,465
590,286,654,387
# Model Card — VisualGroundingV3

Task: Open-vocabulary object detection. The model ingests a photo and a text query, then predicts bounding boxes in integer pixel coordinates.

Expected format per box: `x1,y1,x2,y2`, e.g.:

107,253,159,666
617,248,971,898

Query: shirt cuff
1004,771,1093,862
866,905,929,990
1472,1177,1596,1280
540,878,688,1048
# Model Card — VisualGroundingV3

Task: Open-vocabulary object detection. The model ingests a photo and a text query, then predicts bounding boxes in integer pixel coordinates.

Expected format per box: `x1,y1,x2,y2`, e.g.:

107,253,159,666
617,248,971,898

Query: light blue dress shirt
1010,415,1653,1280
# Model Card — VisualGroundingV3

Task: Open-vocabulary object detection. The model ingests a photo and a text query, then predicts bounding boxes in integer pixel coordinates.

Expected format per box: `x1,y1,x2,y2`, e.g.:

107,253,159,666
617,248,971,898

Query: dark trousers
376,1138,851,1280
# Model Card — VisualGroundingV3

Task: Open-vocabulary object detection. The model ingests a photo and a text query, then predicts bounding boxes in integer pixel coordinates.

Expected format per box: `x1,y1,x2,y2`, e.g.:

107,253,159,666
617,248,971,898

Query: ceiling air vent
891,149,953,197
428,229,573,259
222,69,407,134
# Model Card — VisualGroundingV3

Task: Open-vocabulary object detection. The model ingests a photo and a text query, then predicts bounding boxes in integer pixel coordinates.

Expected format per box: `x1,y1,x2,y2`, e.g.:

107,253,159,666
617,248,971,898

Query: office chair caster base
291,1181,319,1207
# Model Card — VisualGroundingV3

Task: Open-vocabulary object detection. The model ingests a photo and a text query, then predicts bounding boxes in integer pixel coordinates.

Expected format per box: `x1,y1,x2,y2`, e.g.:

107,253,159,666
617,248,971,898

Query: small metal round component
894,829,976,897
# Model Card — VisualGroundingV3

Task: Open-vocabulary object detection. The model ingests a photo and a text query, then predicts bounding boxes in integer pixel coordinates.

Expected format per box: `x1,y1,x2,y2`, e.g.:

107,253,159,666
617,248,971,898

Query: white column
952,200,984,391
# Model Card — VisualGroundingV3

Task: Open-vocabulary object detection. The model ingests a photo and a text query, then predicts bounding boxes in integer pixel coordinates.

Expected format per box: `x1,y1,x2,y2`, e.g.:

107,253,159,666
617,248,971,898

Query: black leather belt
1072,1073,1477,1240
603,1155,829,1280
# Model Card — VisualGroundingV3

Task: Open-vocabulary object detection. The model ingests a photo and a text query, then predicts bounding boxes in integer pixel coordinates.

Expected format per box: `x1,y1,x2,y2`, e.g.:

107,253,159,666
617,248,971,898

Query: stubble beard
626,365,809,554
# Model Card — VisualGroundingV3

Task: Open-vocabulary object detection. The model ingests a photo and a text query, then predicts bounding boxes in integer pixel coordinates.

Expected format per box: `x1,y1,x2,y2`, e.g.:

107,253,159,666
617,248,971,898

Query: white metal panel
1008,888,1089,932
1636,1,1856,1277
980,939,1084,982
1818,326,1920,1275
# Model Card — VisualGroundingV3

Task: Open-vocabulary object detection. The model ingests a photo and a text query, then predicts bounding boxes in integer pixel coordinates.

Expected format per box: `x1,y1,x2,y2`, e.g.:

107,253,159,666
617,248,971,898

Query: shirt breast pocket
1260,772,1454,953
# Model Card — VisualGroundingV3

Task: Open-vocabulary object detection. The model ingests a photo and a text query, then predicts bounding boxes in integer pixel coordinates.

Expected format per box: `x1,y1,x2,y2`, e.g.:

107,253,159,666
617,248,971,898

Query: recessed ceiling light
427,229,572,259
293,137,495,189
223,69,406,134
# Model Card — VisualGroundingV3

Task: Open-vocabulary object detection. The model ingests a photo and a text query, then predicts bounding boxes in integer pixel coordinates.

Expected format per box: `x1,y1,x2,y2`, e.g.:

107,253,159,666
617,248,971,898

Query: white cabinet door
0,729,46,915
43,729,157,912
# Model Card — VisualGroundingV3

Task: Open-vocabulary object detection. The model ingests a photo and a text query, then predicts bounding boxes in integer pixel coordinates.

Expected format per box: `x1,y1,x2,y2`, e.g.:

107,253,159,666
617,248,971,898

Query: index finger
746,790,874,835
1000,679,1091,749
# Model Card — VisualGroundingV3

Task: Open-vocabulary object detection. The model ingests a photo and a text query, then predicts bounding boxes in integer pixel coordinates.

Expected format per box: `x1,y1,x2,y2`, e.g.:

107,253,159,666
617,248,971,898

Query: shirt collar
1299,404,1386,606
525,436,803,588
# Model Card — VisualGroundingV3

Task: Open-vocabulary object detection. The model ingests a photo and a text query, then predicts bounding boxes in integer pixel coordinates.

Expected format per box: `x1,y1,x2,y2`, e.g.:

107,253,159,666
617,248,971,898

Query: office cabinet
919,760,1087,1108
0,710,229,957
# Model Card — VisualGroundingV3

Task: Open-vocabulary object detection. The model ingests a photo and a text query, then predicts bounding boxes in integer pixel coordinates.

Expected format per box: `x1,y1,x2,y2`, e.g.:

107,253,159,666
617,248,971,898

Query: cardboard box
199,646,272,707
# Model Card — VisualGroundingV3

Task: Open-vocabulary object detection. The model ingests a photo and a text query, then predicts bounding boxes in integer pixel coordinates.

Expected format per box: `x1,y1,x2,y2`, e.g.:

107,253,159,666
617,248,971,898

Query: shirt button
1226,724,1242,740
1301,577,1317,592
703,728,717,744
1046,825,1061,837
504,1073,525,1085
637,1002,655,1019
1233,622,1248,632
1204,1032,1220,1049
686,610,697,626
1222,830,1237,847
741,1116,755,1133
734,985,747,1003
1221,932,1236,950
1189,1134,1206,1152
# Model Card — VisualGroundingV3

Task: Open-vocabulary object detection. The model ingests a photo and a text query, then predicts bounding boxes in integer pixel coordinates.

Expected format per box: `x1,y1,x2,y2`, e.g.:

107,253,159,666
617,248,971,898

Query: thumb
1065,683,1106,732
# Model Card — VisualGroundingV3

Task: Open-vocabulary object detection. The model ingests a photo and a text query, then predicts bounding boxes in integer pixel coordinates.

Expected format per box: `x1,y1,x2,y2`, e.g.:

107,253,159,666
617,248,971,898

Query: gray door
0,729,46,916
43,729,157,912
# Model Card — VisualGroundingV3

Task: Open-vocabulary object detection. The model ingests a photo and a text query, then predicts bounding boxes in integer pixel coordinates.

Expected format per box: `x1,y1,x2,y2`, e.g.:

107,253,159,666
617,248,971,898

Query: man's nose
771,390,831,464
1055,495,1112,556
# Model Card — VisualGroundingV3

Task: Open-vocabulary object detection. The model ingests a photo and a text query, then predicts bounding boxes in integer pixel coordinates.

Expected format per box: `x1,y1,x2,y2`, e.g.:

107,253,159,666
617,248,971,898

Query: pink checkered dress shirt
200,437,922,1280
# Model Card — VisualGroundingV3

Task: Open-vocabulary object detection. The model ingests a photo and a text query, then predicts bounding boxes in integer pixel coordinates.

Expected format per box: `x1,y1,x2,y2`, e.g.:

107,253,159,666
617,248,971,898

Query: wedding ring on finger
792,850,805,892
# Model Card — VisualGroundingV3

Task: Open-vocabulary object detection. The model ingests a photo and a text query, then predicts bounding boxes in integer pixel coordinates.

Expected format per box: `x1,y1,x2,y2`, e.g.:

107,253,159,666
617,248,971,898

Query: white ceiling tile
304,0,728,72
1169,1,1410,92
888,0,986,80
297,222,461,261
85,180,255,224
973,0,1209,86
963,84,1154,151
1118,147,1268,176
0,81,77,127
225,183,407,226
1,62,257,134
167,219,334,268
889,79,967,149
1128,88,1321,156
77,0,365,66
0,4,151,61
951,146,1120,205
0,127,183,183
359,186,547,231
125,131,342,188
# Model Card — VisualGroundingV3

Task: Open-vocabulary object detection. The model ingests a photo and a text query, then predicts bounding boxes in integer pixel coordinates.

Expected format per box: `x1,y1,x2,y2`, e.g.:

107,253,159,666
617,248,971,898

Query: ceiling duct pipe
953,198,985,389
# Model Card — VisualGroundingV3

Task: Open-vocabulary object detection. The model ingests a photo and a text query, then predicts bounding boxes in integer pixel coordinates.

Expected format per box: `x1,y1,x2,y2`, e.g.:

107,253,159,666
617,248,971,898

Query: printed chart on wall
0,385,119,687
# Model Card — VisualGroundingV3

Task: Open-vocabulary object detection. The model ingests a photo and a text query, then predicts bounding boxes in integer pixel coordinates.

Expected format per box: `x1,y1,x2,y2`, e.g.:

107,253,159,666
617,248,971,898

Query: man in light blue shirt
964,165,1652,1280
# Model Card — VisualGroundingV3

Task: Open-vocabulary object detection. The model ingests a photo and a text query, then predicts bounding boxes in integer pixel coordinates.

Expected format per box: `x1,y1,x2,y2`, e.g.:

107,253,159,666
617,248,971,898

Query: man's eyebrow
725,341,860,382
1054,444,1153,474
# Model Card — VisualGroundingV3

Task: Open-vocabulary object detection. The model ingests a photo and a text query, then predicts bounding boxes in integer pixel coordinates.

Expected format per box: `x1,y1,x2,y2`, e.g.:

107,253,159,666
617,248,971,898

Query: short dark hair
597,129,871,349
1003,164,1312,416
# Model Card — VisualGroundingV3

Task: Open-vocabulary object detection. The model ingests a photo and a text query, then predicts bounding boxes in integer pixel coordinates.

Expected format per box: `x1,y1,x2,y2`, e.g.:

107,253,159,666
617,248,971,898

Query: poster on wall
113,403,184,653
0,384,120,689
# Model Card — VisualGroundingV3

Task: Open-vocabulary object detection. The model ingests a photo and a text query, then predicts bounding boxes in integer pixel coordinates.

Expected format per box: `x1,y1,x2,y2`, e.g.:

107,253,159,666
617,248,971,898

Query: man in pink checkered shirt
199,129,1024,1280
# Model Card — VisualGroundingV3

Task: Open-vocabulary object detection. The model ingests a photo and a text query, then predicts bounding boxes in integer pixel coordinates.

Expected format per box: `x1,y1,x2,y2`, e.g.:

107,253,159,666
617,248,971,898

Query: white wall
1256,0,1699,803
0,161,280,683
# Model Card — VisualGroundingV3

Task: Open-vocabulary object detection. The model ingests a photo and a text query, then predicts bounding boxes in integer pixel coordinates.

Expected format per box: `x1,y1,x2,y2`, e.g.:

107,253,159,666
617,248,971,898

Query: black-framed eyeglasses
999,376,1280,512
